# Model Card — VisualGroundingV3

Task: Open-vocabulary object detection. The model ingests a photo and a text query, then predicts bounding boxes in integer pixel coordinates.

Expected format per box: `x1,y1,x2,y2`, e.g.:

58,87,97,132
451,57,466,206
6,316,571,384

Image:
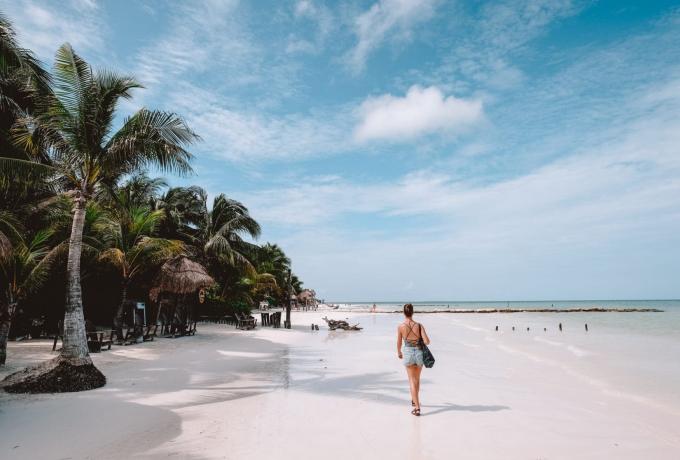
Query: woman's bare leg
413,365,423,408
406,365,420,409
405,365,415,404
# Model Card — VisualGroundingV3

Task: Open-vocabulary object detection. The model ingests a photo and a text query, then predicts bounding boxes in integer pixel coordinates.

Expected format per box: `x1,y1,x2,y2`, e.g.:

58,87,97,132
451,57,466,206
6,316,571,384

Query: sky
3,0,680,301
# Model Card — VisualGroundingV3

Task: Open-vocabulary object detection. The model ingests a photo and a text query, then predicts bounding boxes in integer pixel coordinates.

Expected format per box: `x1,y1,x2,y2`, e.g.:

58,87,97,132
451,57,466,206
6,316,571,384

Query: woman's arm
421,324,431,345
396,326,403,359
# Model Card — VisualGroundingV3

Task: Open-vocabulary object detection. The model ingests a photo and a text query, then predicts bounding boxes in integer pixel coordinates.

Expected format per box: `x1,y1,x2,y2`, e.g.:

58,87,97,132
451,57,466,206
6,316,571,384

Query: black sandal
411,408,420,416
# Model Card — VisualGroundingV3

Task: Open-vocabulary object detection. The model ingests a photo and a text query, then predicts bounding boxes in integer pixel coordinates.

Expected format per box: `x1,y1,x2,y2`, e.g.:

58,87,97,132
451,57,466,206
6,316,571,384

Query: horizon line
325,299,680,303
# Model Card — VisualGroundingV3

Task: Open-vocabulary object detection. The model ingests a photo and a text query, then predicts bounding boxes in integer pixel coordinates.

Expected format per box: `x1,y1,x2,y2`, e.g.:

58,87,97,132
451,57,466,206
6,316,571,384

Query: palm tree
255,243,292,297
1,13,53,202
154,185,207,242
0,12,49,132
0,227,61,365
96,206,183,341
201,194,261,271
100,172,167,211
2,44,197,390
155,187,261,295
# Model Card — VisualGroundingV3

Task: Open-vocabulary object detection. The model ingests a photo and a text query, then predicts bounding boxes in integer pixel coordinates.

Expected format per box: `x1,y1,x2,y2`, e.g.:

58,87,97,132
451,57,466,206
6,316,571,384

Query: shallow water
334,300,680,337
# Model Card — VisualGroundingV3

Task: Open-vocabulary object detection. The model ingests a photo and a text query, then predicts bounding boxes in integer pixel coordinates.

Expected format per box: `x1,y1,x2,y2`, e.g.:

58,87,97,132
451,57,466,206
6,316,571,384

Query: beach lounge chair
52,320,64,351
143,324,158,341
87,330,114,353
271,312,281,328
162,322,187,338
235,312,256,330
260,312,270,326
124,324,144,345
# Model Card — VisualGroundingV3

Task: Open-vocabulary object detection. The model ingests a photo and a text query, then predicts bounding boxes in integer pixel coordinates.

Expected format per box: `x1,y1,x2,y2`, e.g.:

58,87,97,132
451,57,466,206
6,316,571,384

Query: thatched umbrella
150,257,214,325
151,256,214,300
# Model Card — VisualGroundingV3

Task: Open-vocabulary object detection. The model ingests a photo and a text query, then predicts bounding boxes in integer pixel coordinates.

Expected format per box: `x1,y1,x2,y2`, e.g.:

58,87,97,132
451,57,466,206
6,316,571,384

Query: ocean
330,300,680,337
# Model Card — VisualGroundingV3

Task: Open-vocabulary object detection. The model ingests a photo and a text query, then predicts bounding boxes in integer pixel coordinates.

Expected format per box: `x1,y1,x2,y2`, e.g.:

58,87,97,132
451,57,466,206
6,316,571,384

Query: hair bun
403,303,414,317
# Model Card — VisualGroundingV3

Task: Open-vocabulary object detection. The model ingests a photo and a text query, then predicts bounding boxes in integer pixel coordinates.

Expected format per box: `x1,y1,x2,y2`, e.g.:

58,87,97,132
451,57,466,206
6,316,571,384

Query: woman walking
397,303,430,416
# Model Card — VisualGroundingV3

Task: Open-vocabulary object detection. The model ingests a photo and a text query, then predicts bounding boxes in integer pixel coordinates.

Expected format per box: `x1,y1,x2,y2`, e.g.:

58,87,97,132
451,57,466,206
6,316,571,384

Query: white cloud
70,0,98,11
354,85,483,142
170,83,482,161
133,1,249,88
346,0,438,74
4,0,106,61
244,77,680,299
287,0,334,55
162,82,354,162
416,0,582,94
130,1,304,115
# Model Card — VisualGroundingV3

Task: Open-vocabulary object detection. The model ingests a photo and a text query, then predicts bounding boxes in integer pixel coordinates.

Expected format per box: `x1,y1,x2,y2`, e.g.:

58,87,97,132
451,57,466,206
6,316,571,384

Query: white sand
1,311,680,459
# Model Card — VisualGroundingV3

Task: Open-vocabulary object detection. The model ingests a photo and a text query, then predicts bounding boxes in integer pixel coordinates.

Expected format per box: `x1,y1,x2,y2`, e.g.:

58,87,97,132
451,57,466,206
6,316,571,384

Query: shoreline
333,307,664,313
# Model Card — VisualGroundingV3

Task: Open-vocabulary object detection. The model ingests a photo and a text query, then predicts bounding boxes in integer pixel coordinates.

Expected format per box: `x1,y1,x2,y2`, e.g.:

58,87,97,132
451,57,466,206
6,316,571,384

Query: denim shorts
403,345,424,367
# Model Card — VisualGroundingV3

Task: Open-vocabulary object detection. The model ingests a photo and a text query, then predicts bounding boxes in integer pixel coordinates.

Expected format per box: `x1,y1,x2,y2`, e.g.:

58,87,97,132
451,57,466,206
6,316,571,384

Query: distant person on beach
397,303,431,416
371,303,377,313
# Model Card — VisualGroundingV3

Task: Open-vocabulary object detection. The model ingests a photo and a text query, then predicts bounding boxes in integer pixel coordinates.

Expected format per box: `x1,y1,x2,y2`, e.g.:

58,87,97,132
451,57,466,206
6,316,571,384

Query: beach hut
296,289,317,310
150,256,215,334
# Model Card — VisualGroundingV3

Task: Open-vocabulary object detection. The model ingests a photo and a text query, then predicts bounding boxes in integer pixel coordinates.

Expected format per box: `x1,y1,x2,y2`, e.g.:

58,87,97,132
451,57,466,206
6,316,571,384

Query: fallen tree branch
322,317,362,331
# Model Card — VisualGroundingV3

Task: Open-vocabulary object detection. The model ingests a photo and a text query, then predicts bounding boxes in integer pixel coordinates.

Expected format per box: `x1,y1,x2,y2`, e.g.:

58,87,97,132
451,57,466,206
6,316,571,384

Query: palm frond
0,210,23,260
0,156,56,182
98,247,125,268
106,109,197,177
127,236,184,280
20,240,66,297
89,70,143,146
0,13,50,88
52,43,93,118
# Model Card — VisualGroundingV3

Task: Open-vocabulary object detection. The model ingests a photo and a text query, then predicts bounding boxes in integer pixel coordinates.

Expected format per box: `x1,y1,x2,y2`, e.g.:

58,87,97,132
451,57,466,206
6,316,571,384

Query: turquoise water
337,299,680,310
333,300,680,337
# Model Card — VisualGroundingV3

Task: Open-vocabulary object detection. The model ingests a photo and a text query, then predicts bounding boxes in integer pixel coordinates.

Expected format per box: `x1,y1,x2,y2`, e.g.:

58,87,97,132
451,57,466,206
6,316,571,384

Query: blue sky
4,0,680,301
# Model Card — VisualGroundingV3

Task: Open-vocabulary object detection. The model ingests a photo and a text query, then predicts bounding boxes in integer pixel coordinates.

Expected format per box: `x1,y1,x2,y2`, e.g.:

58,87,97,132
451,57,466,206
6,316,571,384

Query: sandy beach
1,311,680,460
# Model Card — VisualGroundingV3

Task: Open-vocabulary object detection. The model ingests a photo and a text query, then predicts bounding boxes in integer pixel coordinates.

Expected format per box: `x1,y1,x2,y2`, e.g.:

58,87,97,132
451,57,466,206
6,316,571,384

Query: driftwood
322,317,362,331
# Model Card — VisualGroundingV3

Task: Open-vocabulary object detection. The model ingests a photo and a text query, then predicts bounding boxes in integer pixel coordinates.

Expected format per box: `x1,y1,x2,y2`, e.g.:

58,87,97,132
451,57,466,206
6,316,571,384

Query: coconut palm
154,187,261,288
0,12,49,125
154,185,207,242
255,243,292,295
100,172,167,211
96,205,183,341
201,194,261,270
1,44,197,390
1,13,53,200
0,227,61,365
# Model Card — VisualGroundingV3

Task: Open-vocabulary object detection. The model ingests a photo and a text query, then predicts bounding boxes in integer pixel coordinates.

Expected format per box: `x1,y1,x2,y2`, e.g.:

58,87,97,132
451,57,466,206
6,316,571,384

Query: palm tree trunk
113,281,129,342
0,194,106,392
0,301,11,366
60,194,90,362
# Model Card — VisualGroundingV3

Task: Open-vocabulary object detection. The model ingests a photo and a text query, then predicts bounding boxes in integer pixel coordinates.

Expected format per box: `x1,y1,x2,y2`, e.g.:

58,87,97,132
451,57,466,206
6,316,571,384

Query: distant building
296,289,317,308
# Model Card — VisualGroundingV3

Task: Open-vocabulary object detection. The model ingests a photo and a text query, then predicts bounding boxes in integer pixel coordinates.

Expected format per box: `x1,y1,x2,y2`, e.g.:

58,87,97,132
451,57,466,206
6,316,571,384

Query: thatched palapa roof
150,256,214,301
